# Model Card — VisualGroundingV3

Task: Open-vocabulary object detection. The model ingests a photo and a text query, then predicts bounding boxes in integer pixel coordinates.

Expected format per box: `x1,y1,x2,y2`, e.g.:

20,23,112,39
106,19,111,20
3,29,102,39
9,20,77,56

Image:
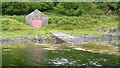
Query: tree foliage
2,2,29,15
2,2,119,16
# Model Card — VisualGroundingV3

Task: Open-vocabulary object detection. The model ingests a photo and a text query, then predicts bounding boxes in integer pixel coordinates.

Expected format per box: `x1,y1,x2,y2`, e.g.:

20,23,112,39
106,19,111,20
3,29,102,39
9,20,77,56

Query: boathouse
26,9,48,28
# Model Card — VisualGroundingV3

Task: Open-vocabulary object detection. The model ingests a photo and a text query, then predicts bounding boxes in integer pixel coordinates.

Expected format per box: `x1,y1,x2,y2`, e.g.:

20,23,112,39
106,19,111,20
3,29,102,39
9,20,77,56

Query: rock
34,34,43,43
97,29,106,32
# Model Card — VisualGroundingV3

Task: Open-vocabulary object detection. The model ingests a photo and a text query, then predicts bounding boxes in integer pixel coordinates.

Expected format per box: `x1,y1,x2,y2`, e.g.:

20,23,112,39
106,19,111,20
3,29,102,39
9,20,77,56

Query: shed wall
26,9,48,27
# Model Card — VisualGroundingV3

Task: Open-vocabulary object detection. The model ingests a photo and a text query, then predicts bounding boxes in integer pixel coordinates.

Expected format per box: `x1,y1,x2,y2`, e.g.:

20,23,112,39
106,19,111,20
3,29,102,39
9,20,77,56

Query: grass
76,44,111,50
1,42,34,48
74,44,119,55
1,15,119,38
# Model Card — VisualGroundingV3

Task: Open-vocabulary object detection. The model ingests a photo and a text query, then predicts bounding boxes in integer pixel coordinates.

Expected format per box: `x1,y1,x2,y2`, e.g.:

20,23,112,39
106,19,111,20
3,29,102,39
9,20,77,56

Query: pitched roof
26,9,46,17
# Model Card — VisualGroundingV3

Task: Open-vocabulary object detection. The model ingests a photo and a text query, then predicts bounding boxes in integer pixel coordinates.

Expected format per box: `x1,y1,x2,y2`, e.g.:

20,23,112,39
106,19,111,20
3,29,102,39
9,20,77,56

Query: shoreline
2,42,119,56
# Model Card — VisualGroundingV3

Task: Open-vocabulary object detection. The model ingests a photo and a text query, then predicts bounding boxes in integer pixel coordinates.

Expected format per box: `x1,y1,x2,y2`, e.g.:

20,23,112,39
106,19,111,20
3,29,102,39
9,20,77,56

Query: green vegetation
75,44,113,51
1,2,119,67
1,42,33,48
1,15,118,38
1,2,119,38
2,2,120,15
75,44,118,55
48,15,118,30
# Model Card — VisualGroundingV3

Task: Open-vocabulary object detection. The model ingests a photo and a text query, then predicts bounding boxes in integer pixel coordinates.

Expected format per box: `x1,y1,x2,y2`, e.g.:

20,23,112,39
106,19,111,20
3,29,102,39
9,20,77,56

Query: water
2,43,119,67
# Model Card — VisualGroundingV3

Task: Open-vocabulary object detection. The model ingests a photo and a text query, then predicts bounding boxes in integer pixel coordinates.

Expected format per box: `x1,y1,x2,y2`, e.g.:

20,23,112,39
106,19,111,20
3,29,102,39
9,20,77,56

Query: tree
2,2,29,15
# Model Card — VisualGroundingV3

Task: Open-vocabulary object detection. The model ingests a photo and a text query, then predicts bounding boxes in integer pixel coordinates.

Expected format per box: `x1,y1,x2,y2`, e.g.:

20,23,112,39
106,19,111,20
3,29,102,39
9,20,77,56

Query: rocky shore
1,33,119,45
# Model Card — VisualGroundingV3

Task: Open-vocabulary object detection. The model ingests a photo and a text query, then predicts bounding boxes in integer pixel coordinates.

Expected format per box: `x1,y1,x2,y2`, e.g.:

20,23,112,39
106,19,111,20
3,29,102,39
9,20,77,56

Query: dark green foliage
108,2,120,10
54,2,85,16
2,2,29,15
2,2,119,16
96,2,120,15
28,2,54,12
2,2,55,15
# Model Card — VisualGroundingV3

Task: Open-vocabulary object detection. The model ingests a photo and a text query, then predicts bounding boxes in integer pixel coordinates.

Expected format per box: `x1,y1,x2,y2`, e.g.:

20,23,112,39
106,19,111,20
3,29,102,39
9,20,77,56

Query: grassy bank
74,44,119,55
1,15,119,38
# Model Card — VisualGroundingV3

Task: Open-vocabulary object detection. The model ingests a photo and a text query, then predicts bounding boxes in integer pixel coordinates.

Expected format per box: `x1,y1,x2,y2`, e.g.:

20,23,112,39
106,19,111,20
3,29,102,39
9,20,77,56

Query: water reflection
26,45,44,66
2,43,119,67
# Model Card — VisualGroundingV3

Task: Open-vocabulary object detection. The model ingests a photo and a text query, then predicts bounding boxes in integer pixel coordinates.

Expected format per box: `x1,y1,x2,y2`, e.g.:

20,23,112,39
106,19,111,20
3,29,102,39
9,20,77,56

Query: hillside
1,15,119,38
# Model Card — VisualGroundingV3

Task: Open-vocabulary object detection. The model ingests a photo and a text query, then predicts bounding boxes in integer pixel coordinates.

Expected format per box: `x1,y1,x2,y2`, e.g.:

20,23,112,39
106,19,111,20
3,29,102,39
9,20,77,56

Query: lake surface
2,43,119,67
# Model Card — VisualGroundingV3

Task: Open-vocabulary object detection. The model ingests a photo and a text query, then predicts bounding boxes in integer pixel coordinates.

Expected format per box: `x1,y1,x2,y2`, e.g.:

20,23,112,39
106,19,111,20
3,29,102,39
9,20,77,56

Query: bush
60,25,74,30
2,20,9,31
2,2,29,15
28,2,54,12
10,15,25,23
2,2,119,15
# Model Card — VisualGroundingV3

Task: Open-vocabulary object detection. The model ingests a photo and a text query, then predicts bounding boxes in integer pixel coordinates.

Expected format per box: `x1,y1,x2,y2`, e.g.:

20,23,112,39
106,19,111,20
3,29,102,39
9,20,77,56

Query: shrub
60,25,74,30
2,2,29,15
2,20,9,31
10,15,25,23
